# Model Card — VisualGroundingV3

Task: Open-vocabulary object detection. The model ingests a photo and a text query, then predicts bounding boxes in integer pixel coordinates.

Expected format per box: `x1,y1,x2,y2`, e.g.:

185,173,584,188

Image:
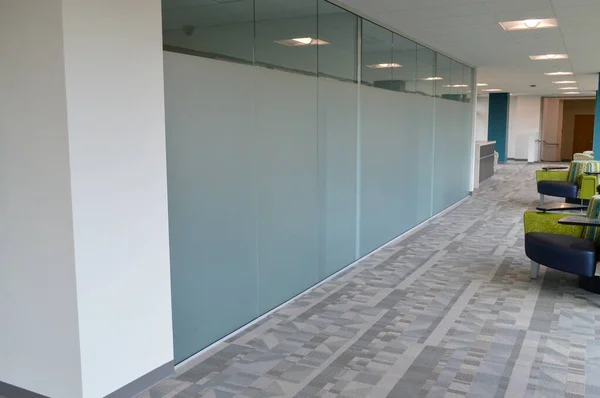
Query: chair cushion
537,180,578,198
525,232,597,277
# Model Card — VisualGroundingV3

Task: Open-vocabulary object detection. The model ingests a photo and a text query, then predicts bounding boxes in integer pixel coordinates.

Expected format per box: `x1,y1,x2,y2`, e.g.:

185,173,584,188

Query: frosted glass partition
162,0,474,364
359,87,400,254
318,79,359,277
411,95,436,222
359,88,435,256
255,68,319,313
164,53,258,362
433,99,473,213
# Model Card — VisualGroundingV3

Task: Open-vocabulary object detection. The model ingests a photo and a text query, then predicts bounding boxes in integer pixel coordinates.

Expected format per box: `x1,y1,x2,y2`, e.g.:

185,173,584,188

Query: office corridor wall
163,0,473,364
164,50,473,363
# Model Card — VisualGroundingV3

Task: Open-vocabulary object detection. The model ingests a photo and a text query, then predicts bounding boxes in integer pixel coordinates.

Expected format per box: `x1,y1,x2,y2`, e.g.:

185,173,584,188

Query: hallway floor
147,163,600,398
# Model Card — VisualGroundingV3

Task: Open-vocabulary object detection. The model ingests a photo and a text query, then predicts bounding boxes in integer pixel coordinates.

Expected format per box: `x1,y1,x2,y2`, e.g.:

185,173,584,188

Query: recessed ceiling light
499,18,558,31
529,54,568,60
442,84,469,88
564,92,580,94
366,63,402,69
558,87,579,90
524,19,541,28
483,89,503,92
553,80,577,84
544,71,573,76
275,37,329,47
477,83,488,87
420,77,444,81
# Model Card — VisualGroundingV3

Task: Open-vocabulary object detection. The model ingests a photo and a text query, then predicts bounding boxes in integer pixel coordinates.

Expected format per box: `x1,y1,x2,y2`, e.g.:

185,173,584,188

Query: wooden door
572,114,595,155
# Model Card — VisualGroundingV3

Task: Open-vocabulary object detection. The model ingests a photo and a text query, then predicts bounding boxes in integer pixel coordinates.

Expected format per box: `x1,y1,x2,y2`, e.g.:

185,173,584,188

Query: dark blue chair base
579,276,600,294
525,232,597,278
538,181,578,199
565,197,590,205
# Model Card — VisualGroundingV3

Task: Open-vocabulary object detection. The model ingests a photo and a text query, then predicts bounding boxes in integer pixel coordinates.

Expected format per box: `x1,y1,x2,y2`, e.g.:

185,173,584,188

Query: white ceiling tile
491,9,556,21
479,0,553,13
551,0,600,8
336,0,600,95
553,5,600,18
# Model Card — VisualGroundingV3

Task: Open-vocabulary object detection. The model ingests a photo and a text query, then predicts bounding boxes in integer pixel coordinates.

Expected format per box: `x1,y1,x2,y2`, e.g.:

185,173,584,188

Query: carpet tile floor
146,163,600,398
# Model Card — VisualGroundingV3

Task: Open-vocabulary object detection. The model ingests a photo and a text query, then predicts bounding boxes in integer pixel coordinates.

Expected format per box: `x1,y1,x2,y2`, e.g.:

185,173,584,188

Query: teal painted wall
488,93,510,163
593,75,600,159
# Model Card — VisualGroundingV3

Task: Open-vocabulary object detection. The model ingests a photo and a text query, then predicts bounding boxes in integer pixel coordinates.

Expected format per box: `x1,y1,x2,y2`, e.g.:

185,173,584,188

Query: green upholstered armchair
523,196,600,290
524,211,583,238
536,160,600,203
523,211,584,279
574,153,594,160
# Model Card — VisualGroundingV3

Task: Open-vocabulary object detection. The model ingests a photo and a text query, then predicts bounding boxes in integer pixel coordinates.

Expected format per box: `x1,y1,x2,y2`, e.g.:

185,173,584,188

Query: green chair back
582,195,600,244
567,161,600,185
567,161,589,184
586,161,600,174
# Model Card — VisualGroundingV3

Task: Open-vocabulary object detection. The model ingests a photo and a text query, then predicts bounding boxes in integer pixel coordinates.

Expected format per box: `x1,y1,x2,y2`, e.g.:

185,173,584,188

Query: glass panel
392,34,417,93
361,21,394,90
449,60,465,102
317,0,358,278
433,99,472,212
359,86,399,254
463,66,473,103
416,45,436,96
162,0,254,64
317,0,358,82
255,0,319,74
317,79,358,277
255,1,319,312
359,85,436,255
164,53,258,363
163,0,475,364
435,54,452,99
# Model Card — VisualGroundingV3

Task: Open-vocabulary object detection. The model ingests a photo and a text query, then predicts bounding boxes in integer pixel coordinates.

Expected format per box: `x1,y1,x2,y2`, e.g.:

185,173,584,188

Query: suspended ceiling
335,0,600,97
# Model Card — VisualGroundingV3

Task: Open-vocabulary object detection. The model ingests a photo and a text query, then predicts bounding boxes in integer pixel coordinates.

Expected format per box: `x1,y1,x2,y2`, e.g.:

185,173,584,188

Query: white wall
508,96,541,160
507,96,519,158
0,1,83,397
61,1,174,397
476,95,489,141
1,1,173,397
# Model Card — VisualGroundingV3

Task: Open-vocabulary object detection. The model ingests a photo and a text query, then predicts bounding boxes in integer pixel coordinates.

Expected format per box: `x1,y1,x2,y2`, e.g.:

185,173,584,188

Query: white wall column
507,96,542,161
0,1,174,397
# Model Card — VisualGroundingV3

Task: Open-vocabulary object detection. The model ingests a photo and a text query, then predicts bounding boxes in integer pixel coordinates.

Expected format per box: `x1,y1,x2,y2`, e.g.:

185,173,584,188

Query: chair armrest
580,175,598,200
558,216,600,226
536,170,568,183
524,211,583,236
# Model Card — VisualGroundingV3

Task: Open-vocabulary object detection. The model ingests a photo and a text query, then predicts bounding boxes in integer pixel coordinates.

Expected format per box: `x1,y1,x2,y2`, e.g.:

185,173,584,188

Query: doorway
559,99,597,160
573,114,595,155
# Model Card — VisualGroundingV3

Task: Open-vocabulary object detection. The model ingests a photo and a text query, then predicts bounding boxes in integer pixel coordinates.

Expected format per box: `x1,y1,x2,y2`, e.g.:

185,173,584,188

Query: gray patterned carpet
146,162,600,398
